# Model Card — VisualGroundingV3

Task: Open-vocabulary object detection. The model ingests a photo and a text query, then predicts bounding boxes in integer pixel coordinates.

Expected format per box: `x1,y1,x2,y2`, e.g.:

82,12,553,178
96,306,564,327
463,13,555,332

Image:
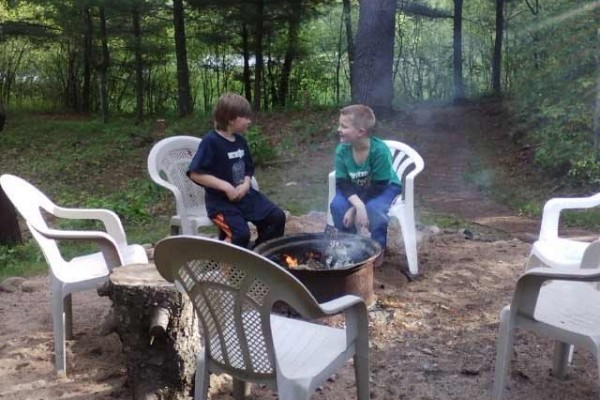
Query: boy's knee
272,208,286,225
231,227,251,248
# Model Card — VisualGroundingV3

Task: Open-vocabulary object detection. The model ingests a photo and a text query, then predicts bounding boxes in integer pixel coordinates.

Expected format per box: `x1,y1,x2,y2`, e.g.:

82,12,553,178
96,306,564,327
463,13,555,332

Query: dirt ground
1,103,598,400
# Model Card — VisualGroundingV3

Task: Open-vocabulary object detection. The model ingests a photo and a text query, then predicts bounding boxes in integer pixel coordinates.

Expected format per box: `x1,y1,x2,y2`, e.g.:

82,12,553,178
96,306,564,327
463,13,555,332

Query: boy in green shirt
330,104,402,253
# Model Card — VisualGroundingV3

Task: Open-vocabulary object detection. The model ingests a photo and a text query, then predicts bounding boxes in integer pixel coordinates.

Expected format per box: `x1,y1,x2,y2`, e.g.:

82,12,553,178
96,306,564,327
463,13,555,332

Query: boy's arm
188,171,238,201
347,194,369,228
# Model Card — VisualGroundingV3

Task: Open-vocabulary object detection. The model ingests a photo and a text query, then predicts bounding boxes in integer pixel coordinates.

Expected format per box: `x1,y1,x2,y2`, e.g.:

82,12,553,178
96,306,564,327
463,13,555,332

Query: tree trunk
492,0,504,95
352,0,395,117
343,0,354,89
82,4,93,114
253,0,264,111
594,8,600,150
452,0,465,101
0,102,5,133
98,6,110,123
65,49,80,112
132,7,144,124
0,186,22,246
278,1,302,107
172,0,193,117
242,23,252,104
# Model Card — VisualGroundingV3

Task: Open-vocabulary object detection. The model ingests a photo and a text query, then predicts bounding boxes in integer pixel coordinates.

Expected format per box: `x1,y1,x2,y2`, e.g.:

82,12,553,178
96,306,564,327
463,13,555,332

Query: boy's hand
355,205,370,230
235,178,251,200
343,207,356,228
224,185,240,202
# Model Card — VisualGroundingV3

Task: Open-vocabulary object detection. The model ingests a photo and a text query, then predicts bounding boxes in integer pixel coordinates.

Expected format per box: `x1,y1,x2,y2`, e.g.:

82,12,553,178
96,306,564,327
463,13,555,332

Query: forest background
0,0,598,276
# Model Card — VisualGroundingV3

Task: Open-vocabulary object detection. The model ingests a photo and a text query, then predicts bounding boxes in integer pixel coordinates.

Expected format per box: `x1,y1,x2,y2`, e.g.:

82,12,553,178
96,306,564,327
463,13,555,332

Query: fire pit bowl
254,232,381,306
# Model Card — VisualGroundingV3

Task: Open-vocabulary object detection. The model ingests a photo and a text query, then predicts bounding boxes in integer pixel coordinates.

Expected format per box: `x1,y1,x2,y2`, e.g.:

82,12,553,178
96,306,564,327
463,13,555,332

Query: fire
283,254,299,268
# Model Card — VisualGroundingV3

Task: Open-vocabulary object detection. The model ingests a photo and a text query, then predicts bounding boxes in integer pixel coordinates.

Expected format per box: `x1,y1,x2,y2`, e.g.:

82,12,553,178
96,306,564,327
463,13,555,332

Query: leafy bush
0,242,46,279
509,0,598,186
245,126,277,166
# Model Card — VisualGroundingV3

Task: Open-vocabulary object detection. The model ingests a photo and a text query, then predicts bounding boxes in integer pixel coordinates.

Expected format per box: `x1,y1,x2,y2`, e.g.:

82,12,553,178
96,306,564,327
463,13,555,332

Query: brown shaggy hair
213,93,252,131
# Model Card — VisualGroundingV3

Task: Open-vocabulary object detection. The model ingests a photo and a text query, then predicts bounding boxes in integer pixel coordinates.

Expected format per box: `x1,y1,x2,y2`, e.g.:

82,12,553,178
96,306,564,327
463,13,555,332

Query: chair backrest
147,135,207,219
154,236,321,381
0,174,65,264
383,140,424,202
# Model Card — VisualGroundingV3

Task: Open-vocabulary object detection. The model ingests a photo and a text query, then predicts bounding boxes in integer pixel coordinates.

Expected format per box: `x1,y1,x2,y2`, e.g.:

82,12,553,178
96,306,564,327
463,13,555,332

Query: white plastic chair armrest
400,174,415,208
513,264,600,319
285,294,365,322
52,206,127,246
319,295,368,346
318,294,365,315
148,167,189,217
31,225,124,269
539,193,600,241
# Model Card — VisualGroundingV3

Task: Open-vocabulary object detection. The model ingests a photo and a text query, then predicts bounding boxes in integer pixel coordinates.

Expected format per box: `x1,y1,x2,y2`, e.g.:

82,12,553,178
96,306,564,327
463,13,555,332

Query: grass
2,102,598,280
0,108,337,280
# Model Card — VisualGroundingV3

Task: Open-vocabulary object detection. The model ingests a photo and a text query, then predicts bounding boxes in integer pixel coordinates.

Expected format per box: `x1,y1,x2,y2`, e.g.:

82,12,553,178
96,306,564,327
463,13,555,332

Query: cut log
105,263,201,400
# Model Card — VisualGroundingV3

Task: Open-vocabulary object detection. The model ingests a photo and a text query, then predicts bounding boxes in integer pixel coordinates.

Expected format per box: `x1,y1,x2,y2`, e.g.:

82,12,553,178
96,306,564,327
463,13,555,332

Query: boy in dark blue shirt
187,93,286,248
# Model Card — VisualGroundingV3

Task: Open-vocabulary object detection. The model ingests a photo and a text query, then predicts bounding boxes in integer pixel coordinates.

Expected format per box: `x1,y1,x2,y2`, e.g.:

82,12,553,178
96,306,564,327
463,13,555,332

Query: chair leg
397,211,419,276
52,289,67,376
277,381,311,400
232,379,251,400
194,351,210,400
354,349,370,400
492,306,515,400
64,294,73,340
552,341,572,379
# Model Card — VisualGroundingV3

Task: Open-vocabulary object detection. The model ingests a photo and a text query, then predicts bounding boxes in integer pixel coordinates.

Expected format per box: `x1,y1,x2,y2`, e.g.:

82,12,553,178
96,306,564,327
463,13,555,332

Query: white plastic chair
492,240,600,399
147,135,258,236
154,235,370,400
527,192,600,270
327,140,424,276
0,174,148,376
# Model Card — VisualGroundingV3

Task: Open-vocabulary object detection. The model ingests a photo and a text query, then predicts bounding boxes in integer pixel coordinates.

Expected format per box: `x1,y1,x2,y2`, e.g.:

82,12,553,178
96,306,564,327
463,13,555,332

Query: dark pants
330,184,402,248
213,207,286,248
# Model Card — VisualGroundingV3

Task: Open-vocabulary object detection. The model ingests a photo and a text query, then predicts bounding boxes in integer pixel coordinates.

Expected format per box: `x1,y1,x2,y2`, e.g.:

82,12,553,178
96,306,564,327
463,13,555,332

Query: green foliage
568,157,600,185
562,208,600,231
0,241,46,280
508,0,598,186
245,126,277,166
58,179,164,226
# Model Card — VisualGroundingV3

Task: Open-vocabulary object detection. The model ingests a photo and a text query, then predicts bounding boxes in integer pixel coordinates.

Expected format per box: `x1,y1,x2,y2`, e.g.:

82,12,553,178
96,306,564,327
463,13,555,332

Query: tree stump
107,263,201,400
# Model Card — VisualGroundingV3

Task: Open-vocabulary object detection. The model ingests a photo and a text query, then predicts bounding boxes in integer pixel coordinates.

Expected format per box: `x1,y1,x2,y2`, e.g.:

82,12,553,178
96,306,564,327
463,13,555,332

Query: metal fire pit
254,232,381,306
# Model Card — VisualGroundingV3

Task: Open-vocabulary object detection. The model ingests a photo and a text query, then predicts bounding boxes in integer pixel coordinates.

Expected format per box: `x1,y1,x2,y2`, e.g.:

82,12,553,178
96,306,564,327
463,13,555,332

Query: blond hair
213,93,252,131
340,104,376,131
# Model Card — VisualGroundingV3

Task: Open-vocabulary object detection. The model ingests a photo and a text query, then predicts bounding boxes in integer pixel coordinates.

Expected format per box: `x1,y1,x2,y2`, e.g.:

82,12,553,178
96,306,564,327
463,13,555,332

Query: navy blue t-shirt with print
187,130,276,221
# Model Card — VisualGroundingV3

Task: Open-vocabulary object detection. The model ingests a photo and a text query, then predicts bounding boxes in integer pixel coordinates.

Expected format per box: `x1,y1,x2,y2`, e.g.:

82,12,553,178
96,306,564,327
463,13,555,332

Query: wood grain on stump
107,263,201,400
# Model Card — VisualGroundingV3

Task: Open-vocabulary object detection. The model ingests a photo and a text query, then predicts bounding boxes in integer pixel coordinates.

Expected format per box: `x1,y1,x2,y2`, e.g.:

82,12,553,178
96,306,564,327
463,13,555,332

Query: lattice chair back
147,135,210,235
154,236,323,383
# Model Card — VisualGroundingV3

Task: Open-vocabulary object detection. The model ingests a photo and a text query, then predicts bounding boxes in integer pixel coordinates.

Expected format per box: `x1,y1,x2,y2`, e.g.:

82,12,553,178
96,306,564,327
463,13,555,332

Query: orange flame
283,254,299,268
